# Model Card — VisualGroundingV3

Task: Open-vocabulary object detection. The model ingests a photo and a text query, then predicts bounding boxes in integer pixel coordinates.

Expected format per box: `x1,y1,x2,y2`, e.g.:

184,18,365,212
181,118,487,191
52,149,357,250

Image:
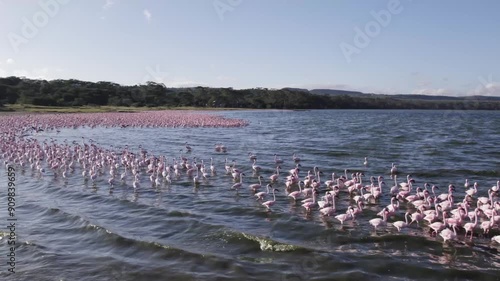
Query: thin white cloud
8,67,62,80
293,83,351,91
411,88,453,96
469,83,500,97
6,58,14,64
0,68,6,77
103,0,114,10
163,76,207,87
143,9,152,23
168,81,207,88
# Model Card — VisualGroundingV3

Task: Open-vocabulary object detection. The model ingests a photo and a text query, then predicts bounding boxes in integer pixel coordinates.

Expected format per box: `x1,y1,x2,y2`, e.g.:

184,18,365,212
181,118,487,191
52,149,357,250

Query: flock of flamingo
1,111,500,246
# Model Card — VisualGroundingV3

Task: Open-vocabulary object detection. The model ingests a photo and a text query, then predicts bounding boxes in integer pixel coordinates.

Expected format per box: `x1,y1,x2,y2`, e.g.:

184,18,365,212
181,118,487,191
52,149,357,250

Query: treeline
1,76,500,110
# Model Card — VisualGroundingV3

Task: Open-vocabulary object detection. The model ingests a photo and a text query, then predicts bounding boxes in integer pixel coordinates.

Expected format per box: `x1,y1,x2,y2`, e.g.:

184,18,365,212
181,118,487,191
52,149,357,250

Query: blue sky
0,0,499,96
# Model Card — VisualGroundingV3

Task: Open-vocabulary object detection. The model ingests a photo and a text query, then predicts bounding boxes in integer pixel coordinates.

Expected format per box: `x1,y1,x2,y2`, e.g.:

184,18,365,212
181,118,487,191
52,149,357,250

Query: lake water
1,109,499,281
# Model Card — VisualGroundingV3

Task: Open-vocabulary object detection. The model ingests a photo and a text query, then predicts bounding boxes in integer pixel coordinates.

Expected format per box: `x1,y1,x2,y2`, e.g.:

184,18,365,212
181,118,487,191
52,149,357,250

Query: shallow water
1,109,500,281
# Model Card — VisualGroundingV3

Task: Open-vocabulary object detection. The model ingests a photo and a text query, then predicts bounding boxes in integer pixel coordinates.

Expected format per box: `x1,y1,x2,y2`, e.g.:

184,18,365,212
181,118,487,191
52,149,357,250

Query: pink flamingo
249,175,264,192
369,208,388,231
273,154,284,165
319,195,336,216
269,166,280,182
439,226,457,243
231,173,244,190
463,208,480,240
390,163,397,175
262,188,279,210
302,190,318,213
480,215,494,235
335,207,354,225
255,184,272,201
288,181,304,201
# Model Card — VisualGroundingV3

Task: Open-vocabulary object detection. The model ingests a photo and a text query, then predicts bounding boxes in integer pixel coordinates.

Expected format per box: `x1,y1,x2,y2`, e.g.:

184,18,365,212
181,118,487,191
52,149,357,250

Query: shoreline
1,104,500,114
0,104,255,113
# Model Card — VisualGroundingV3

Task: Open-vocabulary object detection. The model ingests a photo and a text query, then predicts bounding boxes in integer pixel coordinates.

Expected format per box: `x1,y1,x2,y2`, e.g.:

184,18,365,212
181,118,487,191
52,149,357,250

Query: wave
214,229,307,252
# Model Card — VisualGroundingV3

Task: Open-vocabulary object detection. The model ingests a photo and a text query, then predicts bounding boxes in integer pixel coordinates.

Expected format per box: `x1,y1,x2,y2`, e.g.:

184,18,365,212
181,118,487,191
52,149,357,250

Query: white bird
369,208,388,231
262,188,279,210
255,184,272,201
439,226,457,243
492,235,500,244
392,211,410,232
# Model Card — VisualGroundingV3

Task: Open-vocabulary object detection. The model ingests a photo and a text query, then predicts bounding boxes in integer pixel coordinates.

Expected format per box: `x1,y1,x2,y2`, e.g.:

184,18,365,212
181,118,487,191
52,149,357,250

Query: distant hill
310,89,500,102
310,89,370,97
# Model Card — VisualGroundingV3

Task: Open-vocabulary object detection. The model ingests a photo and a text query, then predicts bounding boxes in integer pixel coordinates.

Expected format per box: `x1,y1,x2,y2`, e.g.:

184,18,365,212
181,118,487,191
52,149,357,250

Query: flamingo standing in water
302,190,318,213
274,154,284,165
252,159,262,173
335,207,354,225
269,166,280,182
193,168,200,186
392,211,410,232
463,208,480,240
370,208,389,231
231,173,244,190
249,176,264,192
288,181,304,201
439,226,457,243
262,188,279,210
480,216,495,235
491,180,499,193
390,163,398,175
319,195,336,216
209,157,216,175
255,184,272,201
324,173,336,189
